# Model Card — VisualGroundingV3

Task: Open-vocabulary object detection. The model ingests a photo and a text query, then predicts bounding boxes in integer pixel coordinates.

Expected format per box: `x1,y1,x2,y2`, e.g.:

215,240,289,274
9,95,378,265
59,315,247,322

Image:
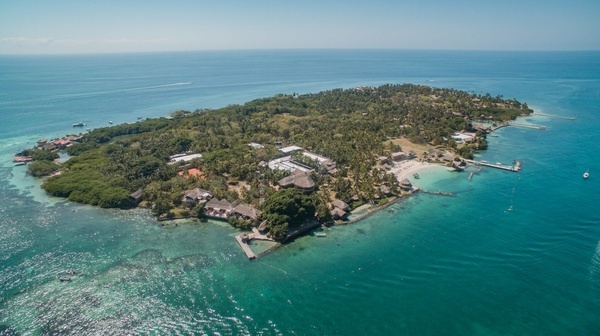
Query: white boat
583,170,589,179
315,233,327,237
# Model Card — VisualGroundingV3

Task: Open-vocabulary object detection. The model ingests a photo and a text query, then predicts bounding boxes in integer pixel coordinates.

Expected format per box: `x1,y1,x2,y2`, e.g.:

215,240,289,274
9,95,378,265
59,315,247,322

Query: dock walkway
234,235,256,259
465,159,521,172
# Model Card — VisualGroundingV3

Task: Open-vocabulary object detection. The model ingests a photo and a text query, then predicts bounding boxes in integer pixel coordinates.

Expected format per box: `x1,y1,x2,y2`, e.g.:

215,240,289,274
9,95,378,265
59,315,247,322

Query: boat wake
0,82,194,105
590,241,600,294
138,82,194,90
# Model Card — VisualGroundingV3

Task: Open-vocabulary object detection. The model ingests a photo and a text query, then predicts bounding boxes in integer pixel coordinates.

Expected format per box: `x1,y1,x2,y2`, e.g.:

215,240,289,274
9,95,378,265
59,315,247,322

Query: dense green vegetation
260,188,316,240
27,161,59,177
29,84,530,235
19,148,59,162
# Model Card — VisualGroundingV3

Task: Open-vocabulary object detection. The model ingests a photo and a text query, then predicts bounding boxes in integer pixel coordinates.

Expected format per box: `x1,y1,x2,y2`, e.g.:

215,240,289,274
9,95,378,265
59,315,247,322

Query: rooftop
279,145,303,154
168,153,202,164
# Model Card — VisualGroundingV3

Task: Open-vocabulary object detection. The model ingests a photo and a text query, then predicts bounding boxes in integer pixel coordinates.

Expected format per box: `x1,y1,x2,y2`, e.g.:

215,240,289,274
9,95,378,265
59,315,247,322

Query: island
17,84,532,250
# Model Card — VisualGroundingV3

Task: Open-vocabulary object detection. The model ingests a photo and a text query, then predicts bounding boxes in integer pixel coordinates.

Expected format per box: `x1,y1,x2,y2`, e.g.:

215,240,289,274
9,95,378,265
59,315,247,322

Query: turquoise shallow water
1,50,599,335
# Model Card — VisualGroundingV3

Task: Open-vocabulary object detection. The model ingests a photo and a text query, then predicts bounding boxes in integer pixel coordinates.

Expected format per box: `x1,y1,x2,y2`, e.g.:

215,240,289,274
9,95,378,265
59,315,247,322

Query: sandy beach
389,160,439,182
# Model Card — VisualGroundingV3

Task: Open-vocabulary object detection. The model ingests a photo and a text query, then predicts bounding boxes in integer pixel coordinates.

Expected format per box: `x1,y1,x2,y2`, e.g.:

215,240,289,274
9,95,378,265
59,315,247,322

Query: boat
72,122,85,127
108,121,113,124
14,162,26,166
58,276,72,282
315,233,327,237
583,170,589,179
413,173,420,179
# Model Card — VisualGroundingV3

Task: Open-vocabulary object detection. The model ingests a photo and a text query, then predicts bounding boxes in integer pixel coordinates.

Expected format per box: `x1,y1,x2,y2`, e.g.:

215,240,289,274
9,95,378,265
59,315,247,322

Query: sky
1,0,599,54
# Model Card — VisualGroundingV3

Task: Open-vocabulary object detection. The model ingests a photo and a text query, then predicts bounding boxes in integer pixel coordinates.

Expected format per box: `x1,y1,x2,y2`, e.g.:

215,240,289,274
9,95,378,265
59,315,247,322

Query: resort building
232,204,263,222
332,199,349,212
168,153,203,165
380,185,392,196
203,198,233,219
392,151,414,161
279,145,303,155
129,189,143,205
378,156,389,164
268,156,313,173
278,170,316,192
182,188,213,204
331,207,347,220
268,148,337,176
451,132,475,144
330,199,349,220
442,152,456,162
248,142,265,149
322,159,338,175
399,178,413,191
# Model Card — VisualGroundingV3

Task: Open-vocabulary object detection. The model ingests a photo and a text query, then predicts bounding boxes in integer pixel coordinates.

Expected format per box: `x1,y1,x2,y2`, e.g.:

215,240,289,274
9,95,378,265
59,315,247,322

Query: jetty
235,234,256,260
234,228,276,260
420,190,454,197
465,159,521,172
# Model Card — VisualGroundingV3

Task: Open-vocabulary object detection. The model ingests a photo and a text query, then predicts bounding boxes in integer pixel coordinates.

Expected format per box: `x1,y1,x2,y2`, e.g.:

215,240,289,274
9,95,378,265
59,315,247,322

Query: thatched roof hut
182,188,213,203
330,207,347,220
278,175,296,188
380,185,391,196
258,220,268,232
205,198,233,211
233,204,263,221
277,171,316,192
294,175,316,192
332,199,349,212
399,178,413,191
129,189,143,205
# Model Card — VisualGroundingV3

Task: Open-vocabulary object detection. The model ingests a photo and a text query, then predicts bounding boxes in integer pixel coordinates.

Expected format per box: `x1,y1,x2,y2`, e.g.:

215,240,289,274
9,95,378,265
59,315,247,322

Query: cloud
0,37,55,45
0,37,165,46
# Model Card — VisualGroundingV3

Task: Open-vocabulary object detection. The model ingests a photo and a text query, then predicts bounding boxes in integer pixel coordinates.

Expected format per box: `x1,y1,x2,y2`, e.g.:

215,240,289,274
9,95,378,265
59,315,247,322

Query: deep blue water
1,50,599,335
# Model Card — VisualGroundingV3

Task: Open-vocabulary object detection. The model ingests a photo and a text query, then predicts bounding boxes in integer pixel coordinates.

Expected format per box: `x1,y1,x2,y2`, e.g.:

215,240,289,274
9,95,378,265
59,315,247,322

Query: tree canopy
26,84,530,215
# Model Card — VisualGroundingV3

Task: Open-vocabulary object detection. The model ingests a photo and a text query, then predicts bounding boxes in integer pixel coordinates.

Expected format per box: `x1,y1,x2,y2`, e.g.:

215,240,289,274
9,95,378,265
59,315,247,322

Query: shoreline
389,160,440,182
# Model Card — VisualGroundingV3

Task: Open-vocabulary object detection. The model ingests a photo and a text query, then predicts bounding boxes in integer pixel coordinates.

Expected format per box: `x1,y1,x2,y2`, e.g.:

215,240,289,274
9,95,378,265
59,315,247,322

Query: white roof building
248,142,265,149
168,153,203,164
279,145,303,154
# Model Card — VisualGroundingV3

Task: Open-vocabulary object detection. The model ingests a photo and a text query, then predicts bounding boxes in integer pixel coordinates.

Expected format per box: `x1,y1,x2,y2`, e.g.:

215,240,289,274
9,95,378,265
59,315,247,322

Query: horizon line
1,47,600,57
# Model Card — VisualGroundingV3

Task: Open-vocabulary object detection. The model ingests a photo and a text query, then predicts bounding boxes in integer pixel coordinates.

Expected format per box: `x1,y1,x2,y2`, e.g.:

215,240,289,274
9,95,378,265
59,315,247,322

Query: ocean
1,50,599,335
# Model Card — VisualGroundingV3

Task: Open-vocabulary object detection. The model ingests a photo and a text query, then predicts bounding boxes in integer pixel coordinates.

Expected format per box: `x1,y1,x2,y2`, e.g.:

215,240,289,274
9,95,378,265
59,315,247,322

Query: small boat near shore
315,232,327,237
58,276,72,282
72,122,85,127
413,173,420,179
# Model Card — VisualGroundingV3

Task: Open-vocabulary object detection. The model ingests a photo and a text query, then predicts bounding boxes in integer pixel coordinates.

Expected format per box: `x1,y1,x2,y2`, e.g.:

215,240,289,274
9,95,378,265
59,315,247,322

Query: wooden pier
420,190,454,197
235,235,256,260
465,159,521,172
